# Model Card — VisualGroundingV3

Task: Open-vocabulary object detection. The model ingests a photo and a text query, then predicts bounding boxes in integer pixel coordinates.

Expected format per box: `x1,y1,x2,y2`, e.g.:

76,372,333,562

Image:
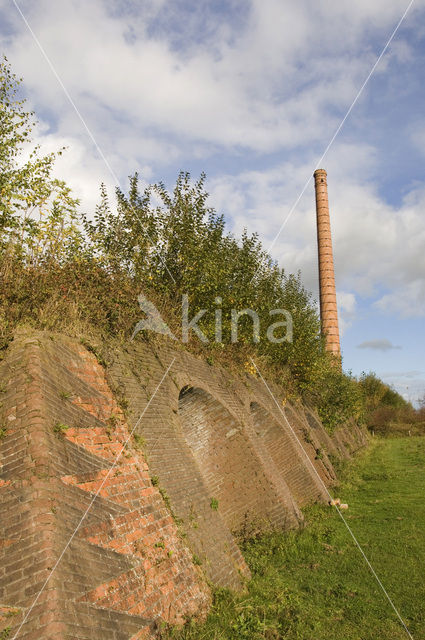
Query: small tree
0,56,79,271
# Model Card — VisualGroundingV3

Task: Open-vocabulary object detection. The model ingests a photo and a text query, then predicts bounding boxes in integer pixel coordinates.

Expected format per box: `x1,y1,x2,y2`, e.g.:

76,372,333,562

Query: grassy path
164,437,425,639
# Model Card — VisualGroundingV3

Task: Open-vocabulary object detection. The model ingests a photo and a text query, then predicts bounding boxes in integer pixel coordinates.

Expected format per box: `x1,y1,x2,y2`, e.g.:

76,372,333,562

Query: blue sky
1,0,425,404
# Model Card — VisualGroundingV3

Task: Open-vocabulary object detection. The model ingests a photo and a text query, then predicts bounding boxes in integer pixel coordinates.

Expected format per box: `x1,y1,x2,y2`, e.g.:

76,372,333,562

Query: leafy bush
301,354,364,433
357,372,425,436
0,57,80,271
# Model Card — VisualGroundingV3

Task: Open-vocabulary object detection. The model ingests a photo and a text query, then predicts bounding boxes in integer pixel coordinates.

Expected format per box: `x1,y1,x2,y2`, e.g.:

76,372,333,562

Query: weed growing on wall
53,422,69,435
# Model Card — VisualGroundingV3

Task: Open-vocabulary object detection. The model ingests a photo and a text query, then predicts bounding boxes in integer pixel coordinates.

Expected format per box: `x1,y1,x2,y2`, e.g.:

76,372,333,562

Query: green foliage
107,414,119,427
53,421,69,435
59,390,72,400
210,497,219,510
303,355,364,433
0,426,7,439
357,372,420,435
0,57,80,270
82,172,313,353
302,428,313,444
159,486,172,511
79,339,107,367
133,433,145,449
79,171,325,383
359,372,408,412
154,540,165,549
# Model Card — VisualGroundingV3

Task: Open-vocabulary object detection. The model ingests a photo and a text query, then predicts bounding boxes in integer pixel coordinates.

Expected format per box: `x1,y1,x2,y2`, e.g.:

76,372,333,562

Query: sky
1,0,425,404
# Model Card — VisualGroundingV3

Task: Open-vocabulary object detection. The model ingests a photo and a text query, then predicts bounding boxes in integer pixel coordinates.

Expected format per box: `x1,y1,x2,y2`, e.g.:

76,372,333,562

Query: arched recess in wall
250,401,325,506
178,386,282,533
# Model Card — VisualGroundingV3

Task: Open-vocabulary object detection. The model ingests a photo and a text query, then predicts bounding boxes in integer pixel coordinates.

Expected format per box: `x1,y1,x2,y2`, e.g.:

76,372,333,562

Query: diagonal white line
12,0,176,285
250,358,414,639
260,0,415,263
11,357,175,640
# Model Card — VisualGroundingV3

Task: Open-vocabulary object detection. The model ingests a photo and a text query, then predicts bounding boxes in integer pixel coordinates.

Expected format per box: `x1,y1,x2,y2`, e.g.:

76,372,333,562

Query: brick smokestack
314,169,341,358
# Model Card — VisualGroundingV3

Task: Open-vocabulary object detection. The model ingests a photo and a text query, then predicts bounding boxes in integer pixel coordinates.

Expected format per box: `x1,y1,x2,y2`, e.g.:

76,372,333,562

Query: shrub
358,372,419,435
53,422,69,435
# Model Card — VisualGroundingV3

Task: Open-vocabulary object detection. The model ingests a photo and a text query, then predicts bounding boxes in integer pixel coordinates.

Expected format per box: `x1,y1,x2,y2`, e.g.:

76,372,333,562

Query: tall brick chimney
314,169,341,358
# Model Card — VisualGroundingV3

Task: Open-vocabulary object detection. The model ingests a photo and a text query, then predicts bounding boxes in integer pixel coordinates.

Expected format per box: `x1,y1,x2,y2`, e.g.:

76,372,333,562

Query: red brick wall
0,333,209,639
0,329,367,639
250,401,326,506
179,386,289,532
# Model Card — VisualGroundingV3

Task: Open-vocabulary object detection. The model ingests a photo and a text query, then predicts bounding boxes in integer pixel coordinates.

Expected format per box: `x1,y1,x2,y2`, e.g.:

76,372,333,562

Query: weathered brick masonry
0,330,366,639
314,168,341,357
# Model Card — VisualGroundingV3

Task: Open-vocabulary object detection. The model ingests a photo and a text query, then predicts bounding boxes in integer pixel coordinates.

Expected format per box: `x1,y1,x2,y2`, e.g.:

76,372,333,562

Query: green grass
163,437,425,639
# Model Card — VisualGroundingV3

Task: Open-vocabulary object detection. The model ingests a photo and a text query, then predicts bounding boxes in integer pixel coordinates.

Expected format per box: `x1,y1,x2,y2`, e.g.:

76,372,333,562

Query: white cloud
375,280,425,317
336,291,357,335
357,339,401,351
2,0,421,161
381,370,423,378
380,372,425,406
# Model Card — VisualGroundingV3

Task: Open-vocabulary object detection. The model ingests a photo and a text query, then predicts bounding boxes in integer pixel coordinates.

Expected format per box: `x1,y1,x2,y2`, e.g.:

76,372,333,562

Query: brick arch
249,401,326,506
178,386,285,533
172,368,246,427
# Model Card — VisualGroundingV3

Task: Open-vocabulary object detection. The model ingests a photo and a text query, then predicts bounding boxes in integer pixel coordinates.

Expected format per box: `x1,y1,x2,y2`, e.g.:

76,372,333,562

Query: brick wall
0,329,367,639
0,333,209,639
250,401,327,506
179,386,290,532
